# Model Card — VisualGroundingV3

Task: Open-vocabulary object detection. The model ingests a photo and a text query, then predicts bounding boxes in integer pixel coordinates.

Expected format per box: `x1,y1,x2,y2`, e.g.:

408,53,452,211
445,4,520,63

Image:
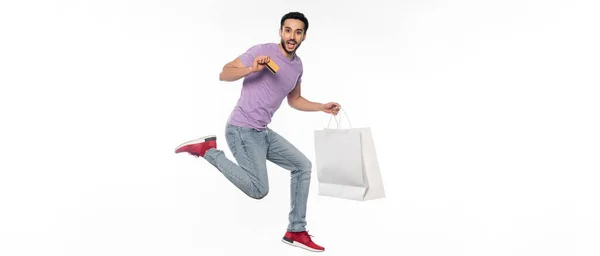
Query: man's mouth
286,41,296,47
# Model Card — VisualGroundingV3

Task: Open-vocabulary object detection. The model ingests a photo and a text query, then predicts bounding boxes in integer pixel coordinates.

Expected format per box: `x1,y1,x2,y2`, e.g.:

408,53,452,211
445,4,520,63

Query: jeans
203,123,312,232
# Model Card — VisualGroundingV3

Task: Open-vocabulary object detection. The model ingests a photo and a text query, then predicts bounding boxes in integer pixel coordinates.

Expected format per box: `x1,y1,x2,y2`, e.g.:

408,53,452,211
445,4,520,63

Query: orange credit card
265,60,280,74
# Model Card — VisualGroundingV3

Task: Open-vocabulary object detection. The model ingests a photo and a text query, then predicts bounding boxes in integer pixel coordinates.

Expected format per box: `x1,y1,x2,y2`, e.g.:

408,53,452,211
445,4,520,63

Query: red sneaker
174,135,217,157
282,231,324,252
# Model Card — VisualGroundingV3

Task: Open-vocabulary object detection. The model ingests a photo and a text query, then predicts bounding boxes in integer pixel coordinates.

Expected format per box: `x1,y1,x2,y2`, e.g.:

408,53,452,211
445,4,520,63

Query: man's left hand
321,102,341,115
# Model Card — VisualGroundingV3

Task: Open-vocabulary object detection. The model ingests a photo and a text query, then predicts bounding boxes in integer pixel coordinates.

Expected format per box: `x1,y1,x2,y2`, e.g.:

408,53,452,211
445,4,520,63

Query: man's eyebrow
284,26,304,31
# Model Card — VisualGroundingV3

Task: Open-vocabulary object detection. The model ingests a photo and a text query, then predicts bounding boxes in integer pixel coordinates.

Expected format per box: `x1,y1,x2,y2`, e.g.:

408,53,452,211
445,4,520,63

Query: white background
1,0,599,255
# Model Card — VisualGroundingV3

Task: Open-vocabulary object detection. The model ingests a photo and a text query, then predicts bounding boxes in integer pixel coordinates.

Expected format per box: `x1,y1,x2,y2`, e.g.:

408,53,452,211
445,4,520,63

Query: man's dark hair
280,12,309,33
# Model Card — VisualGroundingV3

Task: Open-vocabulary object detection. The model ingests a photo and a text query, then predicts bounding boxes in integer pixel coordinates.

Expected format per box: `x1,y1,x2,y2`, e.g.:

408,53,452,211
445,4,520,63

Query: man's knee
302,158,312,173
294,158,312,176
250,190,268,199
249,183,269,199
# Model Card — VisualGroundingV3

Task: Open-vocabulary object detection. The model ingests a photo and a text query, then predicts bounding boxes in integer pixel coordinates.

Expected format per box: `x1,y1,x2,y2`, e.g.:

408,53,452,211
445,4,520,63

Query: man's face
279,19,306,55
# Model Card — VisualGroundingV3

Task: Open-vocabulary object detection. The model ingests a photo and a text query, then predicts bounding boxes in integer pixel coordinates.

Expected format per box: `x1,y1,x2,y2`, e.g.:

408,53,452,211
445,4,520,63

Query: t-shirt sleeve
238,44,262,67
297,69,303,84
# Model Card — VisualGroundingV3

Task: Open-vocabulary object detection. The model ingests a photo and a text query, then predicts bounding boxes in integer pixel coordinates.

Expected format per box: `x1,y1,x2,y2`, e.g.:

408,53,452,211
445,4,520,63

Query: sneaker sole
281,237,324,252
174,135,216,152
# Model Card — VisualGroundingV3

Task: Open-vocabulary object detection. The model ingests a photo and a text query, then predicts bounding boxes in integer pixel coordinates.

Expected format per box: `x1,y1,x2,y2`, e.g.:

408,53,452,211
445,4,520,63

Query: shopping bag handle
326,107,352,129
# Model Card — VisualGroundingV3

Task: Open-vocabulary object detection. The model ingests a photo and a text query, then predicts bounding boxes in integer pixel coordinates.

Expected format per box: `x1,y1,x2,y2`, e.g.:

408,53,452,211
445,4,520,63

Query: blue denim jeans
203,123,312,232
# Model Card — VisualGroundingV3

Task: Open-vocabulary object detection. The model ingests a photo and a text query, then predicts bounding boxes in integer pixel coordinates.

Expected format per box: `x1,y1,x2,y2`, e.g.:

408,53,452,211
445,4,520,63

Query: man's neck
278,43,295,59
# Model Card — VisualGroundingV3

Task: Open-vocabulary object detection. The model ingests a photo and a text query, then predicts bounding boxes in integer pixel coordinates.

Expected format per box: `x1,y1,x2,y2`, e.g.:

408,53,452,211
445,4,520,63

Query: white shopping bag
313,109,385,201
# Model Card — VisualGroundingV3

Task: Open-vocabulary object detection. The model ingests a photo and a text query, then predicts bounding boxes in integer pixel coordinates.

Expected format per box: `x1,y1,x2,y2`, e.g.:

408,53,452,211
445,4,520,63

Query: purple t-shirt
227,43,303,130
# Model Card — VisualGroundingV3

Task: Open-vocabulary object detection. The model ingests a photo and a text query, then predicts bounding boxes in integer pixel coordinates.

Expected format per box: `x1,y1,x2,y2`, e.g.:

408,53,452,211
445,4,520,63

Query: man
174,12,340,252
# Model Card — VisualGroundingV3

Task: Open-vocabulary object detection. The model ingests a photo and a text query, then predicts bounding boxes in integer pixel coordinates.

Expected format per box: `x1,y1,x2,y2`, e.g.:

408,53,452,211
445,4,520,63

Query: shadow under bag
313,109,385,201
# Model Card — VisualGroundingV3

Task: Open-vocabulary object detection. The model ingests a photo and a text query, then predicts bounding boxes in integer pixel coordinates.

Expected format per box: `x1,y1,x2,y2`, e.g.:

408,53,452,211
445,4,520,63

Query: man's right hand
251,55,271,73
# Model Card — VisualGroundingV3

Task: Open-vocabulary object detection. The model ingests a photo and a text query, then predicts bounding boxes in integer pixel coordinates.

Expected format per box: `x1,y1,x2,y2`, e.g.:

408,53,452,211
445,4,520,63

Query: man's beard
280,39,301,55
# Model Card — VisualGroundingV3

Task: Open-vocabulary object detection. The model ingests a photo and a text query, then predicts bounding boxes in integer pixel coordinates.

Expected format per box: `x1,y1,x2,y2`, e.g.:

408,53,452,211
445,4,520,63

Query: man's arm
288,82,342,114
287,82,324,111
219,56,270,82
219,57,253,82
